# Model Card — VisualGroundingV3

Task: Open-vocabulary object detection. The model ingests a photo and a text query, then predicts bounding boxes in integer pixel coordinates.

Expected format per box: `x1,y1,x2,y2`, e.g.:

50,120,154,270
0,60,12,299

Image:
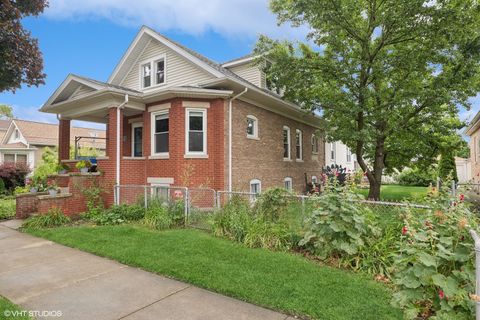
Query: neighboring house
0,119,106,172
325,141,357,172
41,26,323,200
455,157,471,183
465,112,480,182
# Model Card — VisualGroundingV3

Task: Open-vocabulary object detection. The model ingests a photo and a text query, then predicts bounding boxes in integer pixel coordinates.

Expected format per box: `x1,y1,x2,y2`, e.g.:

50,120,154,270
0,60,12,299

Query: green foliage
84,204,145,226
75,160,92,169
0,178,5,194
299,186,376,259
23,207,70,229
33,147,59,181
256,0,480,199
0,104,13,118
14,185,29,195
398,168,437,187
0,197,15,220
75,178,106,213
392,193,477,319
438,150,458,183
212,191,299,250
142,199,185,230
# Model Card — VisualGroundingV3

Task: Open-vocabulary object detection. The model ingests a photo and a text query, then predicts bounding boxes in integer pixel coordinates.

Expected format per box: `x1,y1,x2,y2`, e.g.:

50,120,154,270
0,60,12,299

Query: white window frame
3,153,28,164
284,177,293,191
139,54,167,90
246,115,259,139
150,110,169,157
249,179,262,201
312,176,318,184
131,122,143,157
283,126,291,160
330,142,335,160
295,129,303,161
185,108,208,157
346,147,352,163
311,134,318,154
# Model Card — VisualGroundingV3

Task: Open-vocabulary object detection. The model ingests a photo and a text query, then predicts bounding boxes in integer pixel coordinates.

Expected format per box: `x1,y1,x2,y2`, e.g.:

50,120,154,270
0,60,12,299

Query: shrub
438,150,458,183
142,200,184,230
398,167,437,187
254,188,290,222
299,185,376,259
23,207,70,229
0,197,15,220
83,204,145,226
0,162,30,191
392,192,477,319
0,178,5,194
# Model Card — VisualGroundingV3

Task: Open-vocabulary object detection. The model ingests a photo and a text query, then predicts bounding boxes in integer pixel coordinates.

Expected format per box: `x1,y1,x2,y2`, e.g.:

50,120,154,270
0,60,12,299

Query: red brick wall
58,119,71,162
15,193,41,219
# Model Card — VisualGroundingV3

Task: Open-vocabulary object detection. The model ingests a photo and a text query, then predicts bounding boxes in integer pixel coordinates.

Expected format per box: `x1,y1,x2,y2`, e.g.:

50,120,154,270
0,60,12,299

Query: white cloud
45,0,308,40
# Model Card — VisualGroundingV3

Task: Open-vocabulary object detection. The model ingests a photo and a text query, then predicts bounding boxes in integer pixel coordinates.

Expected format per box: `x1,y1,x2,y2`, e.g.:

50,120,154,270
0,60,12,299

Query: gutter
228,88,248,192
116,94,129,201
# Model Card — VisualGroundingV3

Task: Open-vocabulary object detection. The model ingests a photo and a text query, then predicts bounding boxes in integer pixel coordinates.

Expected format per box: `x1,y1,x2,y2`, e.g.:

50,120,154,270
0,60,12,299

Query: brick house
40,26,324,205
466,112,480,181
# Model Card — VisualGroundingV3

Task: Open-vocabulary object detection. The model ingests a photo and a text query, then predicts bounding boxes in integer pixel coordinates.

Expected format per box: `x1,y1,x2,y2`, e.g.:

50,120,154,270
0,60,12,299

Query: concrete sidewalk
0,221,290,320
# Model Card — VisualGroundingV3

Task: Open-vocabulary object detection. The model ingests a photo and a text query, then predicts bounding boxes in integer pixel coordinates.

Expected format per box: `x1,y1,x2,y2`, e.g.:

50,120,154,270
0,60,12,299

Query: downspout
228,88,248,192
116,94,129,188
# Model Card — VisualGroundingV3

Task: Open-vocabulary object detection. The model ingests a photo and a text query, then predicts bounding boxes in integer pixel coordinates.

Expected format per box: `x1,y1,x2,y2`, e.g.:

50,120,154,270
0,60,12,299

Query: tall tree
0,0,48,93
0,104,13,119
256,0,480,199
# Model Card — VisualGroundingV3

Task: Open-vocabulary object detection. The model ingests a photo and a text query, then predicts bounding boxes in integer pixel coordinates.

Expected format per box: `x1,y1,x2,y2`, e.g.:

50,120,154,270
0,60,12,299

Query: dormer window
141,55,167,89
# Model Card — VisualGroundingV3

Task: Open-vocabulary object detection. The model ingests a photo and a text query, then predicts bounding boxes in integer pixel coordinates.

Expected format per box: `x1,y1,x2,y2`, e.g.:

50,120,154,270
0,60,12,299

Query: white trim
295,129,303,161
131,122,143,157
221,55,260,68
181,101,210,109
284,177,293,191
150,109,169,157
139,54,167,90
128,117,143,124
246,115,259,140
148,154,169,159
185,108,207,157
149,102,171,112
147,177,174,184
283,126,291,160
249,179,262,201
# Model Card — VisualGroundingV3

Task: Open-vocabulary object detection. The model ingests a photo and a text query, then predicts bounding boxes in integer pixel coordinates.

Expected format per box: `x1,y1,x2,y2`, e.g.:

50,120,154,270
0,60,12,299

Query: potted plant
57,163,69,174
76,160,91,174
25,178,37,193
47,180,59,196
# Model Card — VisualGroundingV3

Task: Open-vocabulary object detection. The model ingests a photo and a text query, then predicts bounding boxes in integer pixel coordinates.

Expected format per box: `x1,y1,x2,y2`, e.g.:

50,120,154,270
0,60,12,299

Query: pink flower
402,226,408,235
439,290,445,299
460,194,465,201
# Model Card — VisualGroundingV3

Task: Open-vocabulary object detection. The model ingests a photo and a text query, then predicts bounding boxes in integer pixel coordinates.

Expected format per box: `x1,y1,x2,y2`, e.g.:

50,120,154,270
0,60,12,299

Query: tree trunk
367,177,381,200
366,136,386,200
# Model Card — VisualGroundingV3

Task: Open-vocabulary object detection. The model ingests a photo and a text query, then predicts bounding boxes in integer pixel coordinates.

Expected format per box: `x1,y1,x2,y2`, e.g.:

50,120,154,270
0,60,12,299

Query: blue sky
0,0,478,131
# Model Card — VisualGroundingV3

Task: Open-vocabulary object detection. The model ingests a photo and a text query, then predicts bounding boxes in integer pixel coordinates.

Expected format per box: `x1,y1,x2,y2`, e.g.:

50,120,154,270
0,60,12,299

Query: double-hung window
246,115,258,139
186,109,207,156
141,56,166,89
249,179,261,202
311,134,318,154
346,148,352,163
284,177,292,191
296,129,303,160
151,111,169,156
330,142,335,160
283,126,291,160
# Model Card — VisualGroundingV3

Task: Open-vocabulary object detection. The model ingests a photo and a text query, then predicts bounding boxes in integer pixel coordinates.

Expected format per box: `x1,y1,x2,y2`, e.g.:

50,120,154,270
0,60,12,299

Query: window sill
149,154,169,160
283,158,292,162
247,136,260,140
184,154,208,159
296,159,304,162
123,156,146,160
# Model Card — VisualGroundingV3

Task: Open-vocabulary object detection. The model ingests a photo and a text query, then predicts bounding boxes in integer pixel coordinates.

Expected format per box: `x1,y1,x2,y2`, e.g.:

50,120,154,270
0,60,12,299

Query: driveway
0,221,290,320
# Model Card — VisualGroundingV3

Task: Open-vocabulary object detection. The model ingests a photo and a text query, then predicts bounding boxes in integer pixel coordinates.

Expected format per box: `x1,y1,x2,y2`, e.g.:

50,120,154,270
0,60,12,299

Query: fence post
470,230,480,320
144,186,148,209
184,188,189,226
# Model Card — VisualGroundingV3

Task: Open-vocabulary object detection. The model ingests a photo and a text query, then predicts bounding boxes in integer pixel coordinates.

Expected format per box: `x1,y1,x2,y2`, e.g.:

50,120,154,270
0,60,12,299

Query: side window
186,108,207,155
283,126,291,160
249,179,261,201
311,134,318,154
295,129,303,160
246,115,258,139
151,111,169,155
141,63,152,88
284,177,292,191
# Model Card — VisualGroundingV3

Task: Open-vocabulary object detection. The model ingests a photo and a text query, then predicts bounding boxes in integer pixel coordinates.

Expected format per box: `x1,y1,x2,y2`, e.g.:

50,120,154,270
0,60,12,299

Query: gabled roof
465,111,480,136
1,119,106,149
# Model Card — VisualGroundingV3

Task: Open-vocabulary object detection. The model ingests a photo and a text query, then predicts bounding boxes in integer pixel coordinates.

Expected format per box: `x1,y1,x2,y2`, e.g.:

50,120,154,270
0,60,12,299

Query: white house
325,141,357,171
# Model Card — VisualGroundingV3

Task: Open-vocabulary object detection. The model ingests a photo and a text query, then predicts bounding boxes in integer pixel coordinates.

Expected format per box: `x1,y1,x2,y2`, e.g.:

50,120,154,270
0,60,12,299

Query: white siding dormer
121,39,215,91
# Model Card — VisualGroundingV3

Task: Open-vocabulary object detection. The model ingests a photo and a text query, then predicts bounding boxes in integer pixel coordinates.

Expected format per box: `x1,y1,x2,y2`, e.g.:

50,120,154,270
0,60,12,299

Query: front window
142,63,151,88
296,129,303,160
284,177,292,191
246,115,258,139
132,123,143,157
155,59,165,85
311,135,318,154
153,112,169,155
283,126,290,159
4,154,15,163
186,109,207,155
250,179,261,201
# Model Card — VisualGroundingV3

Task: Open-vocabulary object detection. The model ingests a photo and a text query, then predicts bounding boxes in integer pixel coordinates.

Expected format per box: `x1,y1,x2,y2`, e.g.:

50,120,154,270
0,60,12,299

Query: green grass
0,197,15,220
27,226,401,320
356,185,428,202
0,296,30,319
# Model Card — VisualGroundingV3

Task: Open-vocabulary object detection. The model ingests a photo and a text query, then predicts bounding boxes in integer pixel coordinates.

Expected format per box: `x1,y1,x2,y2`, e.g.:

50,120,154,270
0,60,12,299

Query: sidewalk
0,221,290,320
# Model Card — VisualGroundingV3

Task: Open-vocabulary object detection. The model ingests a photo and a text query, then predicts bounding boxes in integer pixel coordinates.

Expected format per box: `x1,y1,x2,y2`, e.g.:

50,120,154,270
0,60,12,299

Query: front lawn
27,226,401,320
0,197,15,220
0,296,30,320
356,185,428,201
